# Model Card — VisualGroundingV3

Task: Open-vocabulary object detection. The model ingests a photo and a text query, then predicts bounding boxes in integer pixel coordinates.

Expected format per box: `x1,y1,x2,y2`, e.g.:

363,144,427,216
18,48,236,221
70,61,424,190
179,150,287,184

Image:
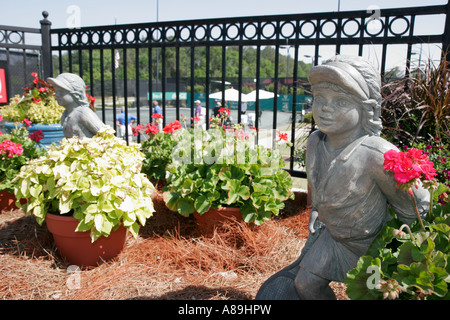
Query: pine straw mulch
0,190,349,300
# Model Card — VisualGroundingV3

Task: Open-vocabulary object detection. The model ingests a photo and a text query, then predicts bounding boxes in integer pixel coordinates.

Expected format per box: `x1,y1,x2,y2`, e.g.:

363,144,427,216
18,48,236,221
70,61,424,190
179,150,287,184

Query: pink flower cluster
384,148,437,194
0,140,24,157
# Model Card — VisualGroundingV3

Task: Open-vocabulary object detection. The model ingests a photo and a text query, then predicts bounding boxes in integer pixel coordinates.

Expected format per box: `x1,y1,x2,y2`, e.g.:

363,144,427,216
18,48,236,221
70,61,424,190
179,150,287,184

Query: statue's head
308,55,382,136
48,73,89,106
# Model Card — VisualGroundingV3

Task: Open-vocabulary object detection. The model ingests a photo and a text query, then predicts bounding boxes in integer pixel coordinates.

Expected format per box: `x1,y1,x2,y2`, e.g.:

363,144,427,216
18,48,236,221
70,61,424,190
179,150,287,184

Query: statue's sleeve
82,109,105,135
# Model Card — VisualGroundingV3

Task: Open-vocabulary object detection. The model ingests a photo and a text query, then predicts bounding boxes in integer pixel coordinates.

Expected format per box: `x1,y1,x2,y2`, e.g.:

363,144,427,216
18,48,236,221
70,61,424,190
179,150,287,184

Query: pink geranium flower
0,139,24,157
23,118,33,127
384,148,437,195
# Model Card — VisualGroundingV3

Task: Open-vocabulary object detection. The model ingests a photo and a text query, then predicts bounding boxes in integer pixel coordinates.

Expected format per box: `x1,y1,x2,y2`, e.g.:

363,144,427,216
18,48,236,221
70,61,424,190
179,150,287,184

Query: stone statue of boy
256,55,430,300
48,73,104,138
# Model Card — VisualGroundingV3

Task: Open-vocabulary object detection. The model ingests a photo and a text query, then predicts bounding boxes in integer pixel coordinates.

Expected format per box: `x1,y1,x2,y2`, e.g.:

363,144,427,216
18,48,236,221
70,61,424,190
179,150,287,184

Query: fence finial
41,11,50,24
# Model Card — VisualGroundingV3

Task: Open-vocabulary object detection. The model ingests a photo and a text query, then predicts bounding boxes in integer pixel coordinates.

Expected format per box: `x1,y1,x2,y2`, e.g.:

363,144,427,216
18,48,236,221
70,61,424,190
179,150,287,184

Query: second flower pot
193,206,243,235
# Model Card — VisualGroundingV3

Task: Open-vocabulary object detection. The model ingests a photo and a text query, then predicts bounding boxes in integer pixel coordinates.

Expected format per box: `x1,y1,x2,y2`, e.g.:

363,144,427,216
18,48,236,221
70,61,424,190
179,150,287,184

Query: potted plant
162,112,294,233
0,117,46,212
134,114,181,184
1,72,65,147
345,147,450,300
13,126,156,266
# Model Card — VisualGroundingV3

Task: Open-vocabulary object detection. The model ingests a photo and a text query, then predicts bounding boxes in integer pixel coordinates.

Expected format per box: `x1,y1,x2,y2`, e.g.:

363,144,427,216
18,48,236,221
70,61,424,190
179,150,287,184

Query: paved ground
96,106,298,131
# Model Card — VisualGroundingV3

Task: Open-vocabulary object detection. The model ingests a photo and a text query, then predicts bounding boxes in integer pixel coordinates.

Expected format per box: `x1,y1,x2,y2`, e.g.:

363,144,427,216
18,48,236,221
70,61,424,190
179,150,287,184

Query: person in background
195,100,202,118
240,101,247,115
152,100,162,115
213,100,221,117
116,106,137,141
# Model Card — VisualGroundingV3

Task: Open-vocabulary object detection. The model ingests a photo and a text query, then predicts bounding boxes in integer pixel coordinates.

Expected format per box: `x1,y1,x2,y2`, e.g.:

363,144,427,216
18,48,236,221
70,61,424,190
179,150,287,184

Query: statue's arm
81,110,105,135
305,131,322,234
60,110,67,125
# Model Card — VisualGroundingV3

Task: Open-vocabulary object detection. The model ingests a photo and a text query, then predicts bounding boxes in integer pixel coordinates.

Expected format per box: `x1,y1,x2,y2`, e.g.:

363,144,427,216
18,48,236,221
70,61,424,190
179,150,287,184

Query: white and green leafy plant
13,126,156,242
1,73,64,125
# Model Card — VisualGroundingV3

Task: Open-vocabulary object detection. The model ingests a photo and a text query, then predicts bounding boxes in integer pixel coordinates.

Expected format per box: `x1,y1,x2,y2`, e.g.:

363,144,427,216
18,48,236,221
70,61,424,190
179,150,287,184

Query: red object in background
0,68,7,103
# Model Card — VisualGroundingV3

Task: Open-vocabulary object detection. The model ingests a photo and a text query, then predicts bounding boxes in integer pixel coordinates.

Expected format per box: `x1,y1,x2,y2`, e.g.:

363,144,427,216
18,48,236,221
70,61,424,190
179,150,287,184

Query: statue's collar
319,132,369,162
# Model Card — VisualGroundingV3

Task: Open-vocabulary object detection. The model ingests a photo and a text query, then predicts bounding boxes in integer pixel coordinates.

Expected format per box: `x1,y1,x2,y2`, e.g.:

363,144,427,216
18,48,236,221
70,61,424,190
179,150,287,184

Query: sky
2,0,447,29
1,0,447,69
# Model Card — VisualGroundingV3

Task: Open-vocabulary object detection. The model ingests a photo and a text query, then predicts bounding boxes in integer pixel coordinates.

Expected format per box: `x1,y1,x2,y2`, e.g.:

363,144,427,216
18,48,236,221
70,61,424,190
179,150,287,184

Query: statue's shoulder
307,130,325,147
361,135,398,154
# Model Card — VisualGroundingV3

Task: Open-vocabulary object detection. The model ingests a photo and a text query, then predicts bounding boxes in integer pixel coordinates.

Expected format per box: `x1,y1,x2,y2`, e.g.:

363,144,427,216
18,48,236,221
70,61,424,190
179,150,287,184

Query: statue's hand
308,209,319,234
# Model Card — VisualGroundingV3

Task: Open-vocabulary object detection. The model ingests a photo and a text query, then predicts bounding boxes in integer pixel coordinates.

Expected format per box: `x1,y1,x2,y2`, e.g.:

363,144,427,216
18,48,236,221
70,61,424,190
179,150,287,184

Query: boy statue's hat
47,73,86,94
308,55,380,102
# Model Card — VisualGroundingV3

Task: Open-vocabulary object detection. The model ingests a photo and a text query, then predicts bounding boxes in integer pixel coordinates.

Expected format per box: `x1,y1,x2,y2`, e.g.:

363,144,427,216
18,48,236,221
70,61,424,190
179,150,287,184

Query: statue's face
312,87,362,137
55,89,74,108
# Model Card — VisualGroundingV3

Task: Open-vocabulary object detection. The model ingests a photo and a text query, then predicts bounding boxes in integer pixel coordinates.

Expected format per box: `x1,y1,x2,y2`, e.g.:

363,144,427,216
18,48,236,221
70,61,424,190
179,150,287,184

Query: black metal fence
2,3,450,178
0,12,52,103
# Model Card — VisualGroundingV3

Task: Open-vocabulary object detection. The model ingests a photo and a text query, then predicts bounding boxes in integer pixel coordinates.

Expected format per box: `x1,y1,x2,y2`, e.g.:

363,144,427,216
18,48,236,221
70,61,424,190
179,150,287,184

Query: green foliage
55,46,311,83
162,126,294,225
2,95,64,125
140,128,179,181
13,126,156,242
411,138,450,204
345,189,450,300
0,124,46,192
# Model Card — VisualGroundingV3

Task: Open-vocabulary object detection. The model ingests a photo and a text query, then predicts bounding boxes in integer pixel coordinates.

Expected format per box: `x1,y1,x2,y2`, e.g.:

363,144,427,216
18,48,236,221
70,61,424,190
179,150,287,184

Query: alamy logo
366,5,382,33
66,265,81,289
366,265,381,289
66,5,81,29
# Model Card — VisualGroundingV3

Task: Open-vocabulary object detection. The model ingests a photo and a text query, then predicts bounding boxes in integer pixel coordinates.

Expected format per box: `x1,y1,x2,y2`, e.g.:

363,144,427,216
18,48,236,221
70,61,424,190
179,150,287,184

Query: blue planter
4,122,65,148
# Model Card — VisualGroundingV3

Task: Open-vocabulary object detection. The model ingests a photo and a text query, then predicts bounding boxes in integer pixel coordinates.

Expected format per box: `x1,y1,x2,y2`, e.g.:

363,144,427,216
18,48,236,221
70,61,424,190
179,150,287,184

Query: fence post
40,11,52,79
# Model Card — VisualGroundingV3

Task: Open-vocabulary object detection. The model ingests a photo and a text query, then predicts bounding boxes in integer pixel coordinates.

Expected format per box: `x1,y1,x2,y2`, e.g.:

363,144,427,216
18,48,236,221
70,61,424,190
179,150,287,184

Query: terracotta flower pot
45,213,127,267
193,206,243,235
0,190,21,213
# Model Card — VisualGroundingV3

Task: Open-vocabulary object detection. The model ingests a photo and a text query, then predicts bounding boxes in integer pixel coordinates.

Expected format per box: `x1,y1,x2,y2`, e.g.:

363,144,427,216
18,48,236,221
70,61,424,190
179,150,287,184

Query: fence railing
4,3,450,179
0,12,52,101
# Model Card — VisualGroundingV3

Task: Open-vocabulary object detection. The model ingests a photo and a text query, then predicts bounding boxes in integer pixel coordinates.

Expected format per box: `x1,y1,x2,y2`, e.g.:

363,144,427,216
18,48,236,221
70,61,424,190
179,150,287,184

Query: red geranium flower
28,130,44,143
277,130,288,141
132,125,143,136
151,113,163,119
145,123,159,135
218,107,230,115
163,120,182,133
